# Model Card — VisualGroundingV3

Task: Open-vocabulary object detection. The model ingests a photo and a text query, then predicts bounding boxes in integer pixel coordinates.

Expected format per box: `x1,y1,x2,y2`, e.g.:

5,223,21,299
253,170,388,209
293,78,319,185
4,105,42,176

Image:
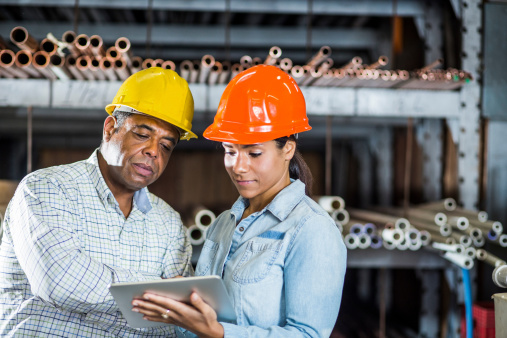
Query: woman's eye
250,153,262,158
225,151,236,156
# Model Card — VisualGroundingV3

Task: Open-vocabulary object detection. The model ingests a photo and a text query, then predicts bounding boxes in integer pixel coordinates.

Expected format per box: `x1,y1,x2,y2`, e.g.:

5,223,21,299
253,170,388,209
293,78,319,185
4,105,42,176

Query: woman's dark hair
275,135,313,197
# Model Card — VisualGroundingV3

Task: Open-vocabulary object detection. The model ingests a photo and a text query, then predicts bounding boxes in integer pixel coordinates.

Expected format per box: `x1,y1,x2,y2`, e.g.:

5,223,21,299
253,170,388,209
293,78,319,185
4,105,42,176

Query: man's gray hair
112,110,133,129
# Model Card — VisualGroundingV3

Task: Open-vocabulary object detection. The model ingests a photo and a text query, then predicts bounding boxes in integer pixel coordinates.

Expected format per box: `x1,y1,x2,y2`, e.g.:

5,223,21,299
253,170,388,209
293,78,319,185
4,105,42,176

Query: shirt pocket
233,239,283,284
195,239,219,276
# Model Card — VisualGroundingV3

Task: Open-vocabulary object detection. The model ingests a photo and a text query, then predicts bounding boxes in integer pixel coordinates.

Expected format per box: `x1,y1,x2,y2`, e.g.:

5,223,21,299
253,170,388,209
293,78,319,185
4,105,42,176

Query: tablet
109,275,237,328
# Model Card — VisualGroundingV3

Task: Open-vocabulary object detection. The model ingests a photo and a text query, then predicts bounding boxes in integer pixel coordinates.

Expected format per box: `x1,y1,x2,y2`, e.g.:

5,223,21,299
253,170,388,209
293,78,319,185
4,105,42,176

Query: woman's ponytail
275,136,313,197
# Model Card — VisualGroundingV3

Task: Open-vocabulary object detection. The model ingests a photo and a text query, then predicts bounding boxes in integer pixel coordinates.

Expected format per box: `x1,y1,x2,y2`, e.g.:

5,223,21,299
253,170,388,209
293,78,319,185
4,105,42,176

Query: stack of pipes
184,206,216,246
1,26,473,90
333,197,505,270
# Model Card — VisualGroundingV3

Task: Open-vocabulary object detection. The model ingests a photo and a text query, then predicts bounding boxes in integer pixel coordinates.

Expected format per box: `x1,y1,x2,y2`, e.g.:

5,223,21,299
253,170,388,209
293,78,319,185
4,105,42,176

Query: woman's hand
132,291,224,338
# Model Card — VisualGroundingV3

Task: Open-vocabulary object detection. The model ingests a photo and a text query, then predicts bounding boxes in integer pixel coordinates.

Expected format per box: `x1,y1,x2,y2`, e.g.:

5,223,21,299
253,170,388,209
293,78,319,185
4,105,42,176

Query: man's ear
103,116,117,142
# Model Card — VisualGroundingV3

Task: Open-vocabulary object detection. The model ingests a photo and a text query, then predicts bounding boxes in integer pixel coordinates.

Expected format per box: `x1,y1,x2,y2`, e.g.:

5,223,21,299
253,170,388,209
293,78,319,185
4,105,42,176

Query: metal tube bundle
1,27,474,91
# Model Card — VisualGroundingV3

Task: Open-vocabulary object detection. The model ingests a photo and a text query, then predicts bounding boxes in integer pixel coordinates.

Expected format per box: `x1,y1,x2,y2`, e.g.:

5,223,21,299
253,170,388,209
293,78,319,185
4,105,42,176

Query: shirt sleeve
219,214,347,337
8,176,164,316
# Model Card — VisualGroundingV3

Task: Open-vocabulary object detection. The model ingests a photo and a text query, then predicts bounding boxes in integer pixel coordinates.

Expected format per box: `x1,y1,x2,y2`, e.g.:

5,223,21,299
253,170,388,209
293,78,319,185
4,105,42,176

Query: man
0,68,197,337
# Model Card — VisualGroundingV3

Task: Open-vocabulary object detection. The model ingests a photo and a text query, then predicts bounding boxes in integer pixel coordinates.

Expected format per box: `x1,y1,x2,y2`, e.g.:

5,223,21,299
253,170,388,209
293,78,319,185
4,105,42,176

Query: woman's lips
133,163,153,176
236,180,254,186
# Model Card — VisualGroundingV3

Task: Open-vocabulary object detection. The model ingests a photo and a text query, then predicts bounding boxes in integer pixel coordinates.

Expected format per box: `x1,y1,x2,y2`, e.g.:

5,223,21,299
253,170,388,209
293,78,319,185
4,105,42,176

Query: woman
132,65,347,337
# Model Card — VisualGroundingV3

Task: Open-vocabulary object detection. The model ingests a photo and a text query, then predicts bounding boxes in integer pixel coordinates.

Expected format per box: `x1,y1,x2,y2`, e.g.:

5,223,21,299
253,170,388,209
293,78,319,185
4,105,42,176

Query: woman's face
223,140,295,207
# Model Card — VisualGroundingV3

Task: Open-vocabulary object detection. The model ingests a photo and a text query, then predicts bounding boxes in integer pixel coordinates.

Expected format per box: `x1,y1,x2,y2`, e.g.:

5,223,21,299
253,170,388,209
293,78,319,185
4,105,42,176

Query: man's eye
224,151,236,156
250,153,262,158
134,132,148,139
162,144,172,152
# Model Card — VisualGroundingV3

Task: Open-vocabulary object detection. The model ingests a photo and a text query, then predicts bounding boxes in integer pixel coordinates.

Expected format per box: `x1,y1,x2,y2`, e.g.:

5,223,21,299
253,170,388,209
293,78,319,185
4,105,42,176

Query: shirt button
239,227,245,232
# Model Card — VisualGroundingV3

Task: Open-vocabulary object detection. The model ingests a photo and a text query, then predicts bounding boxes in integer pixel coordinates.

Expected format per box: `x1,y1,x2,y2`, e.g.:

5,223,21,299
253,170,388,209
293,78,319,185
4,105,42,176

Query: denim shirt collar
230,179,306,222
85,149,152,214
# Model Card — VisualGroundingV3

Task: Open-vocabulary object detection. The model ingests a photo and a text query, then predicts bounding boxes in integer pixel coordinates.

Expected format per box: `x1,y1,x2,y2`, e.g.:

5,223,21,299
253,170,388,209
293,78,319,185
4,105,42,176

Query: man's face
100,113,179,193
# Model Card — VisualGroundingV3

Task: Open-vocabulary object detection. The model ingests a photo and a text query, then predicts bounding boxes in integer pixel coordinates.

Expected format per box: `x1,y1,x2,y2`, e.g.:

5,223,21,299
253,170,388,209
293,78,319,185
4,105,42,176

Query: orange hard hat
203,65,311,144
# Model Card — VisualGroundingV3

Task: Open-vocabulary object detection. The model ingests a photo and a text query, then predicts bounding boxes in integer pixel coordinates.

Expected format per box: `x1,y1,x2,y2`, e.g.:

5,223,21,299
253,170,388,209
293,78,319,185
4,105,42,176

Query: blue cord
462,268,473,338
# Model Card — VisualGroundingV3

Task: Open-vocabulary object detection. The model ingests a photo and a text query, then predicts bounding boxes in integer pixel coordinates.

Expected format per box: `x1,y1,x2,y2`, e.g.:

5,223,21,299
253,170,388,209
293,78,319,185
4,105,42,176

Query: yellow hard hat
105,67,197,140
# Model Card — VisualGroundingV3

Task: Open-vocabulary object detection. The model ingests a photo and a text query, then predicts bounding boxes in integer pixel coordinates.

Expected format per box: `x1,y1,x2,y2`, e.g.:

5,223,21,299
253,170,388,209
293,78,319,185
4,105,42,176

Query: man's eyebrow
135,124,177,144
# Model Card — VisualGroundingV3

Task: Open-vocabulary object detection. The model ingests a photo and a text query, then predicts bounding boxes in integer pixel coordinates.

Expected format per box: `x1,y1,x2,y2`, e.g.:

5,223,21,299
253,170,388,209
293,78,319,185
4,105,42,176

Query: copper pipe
289,65,306,85
300,67,322,86
49,54,72,80
240,55,252,69
264,46,282,65
75,34,92,56
106,46,121,61
329,68,350,86
207,61,222,85
114,37,132,66
179,60,193,81
114,58,131,80
40,38,57,56
32,51,57,80
318,58,334,72
89,35,106,58
161,60,176,71
0,49,29,78
89,56,106,81
61,30,80,56
312,69,334,86
306,46,331,68
142,58,155,69
419,58,443,73
64,55,84,80
130,56,143,73
279,58,293,71
153,58,164,67
218,60,231,84
339,56,362,70
10,26,38,53
231,63,243,79
15,50,41,78
189,60,200,84
252,57,262,66
199,54,215,83
365,55,388,70
99,57,118,81
76,55,95,80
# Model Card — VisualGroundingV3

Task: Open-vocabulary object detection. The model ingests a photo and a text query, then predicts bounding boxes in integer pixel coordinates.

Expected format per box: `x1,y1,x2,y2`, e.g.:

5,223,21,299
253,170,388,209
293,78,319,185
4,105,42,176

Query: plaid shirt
0,150,193,337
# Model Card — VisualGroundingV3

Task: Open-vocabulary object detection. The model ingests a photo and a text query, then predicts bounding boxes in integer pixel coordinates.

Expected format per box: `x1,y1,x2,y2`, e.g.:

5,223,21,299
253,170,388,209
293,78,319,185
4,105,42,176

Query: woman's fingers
132,298,172,318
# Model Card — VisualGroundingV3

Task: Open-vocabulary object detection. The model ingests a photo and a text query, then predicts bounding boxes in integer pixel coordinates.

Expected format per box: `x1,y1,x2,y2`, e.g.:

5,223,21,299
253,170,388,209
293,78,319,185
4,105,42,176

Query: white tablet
109,275,237,328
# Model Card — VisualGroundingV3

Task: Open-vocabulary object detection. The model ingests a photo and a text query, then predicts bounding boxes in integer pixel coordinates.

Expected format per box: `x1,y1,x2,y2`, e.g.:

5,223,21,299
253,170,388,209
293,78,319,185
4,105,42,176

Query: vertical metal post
325,115,332,195
27,106,33,174
458,0,482,210
417,269,440,337
418,119,443,201
353,141,372,208
403,118,413,216
420,0,444,202
371,126,393,206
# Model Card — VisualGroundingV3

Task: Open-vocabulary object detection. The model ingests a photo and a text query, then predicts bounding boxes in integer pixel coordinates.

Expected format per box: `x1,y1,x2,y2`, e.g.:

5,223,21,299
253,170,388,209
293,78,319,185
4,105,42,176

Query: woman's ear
103,116,117,142
283,140,297,161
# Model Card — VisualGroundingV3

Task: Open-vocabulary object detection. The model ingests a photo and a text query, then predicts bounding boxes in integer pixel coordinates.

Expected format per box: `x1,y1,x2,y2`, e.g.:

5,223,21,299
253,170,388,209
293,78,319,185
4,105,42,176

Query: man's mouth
133,163,153,176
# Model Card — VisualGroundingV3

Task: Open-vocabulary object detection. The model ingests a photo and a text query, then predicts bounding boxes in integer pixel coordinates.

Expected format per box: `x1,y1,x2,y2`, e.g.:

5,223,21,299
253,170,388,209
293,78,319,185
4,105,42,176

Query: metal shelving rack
0,0,483,337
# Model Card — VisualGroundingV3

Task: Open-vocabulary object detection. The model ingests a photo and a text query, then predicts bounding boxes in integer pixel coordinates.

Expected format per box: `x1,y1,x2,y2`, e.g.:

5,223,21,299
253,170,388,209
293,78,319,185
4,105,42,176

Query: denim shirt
181,180,347,337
